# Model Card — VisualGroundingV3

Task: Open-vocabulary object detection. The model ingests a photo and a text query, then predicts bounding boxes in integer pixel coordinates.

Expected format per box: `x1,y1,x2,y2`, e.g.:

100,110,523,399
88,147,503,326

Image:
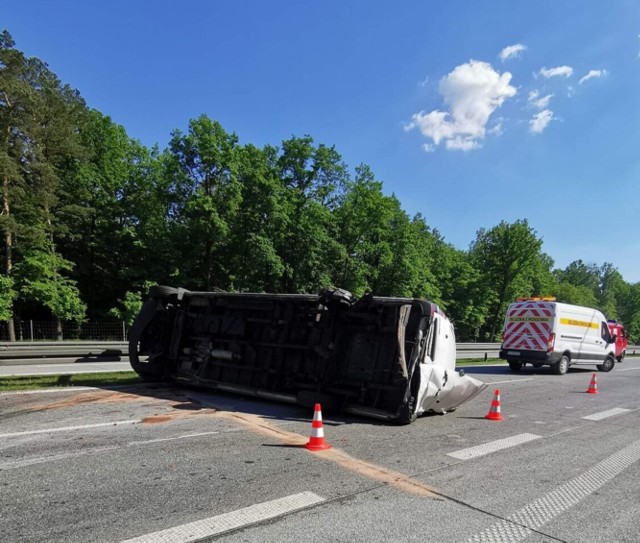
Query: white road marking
0,431,227,470
489,378,534,385
582,408,631,421
120,491,325,543
0,420,139,438
0,446,120,469
0,386,99,396
465,438,640,542
126,431,221,446
448,433,541,460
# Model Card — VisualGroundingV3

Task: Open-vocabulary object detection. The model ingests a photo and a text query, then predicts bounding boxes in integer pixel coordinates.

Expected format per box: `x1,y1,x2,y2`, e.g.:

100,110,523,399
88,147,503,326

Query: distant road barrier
0,341,127,361
455,343,640,360
0,341,637,364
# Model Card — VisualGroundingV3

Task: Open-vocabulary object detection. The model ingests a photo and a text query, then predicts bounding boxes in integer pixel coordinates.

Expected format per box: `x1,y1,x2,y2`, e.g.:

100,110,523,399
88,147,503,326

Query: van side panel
556,305,600,361
501,300,617,371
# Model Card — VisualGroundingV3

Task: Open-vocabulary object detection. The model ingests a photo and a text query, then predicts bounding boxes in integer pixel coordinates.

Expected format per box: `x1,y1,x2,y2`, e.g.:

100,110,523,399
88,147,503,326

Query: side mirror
609,334,617,344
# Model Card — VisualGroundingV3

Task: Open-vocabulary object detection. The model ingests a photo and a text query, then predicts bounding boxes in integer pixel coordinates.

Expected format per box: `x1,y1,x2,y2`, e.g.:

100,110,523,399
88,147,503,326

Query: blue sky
5,1,640,282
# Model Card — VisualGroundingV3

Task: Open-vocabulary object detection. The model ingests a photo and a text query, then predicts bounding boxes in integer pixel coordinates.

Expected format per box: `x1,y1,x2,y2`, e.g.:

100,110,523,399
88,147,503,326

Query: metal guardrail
455,343,640,360
0,341,127,359
456,343,501,360
0,341,637,362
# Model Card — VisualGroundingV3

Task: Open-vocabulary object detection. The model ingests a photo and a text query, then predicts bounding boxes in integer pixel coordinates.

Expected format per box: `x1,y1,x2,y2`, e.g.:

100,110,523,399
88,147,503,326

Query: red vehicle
607,320,628,362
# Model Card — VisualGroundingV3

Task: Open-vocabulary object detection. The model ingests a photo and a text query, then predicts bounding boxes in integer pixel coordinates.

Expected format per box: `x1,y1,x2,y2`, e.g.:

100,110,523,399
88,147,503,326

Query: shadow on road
461,365,596,376
99,381,366,427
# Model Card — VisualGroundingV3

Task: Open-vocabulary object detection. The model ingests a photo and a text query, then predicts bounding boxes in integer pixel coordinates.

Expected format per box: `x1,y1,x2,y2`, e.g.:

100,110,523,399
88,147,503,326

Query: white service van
499,298,618,375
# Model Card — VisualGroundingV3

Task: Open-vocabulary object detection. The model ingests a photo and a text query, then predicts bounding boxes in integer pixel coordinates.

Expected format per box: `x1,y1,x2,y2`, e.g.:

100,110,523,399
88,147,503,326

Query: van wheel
597,356,615,372
617,351,625,363
508,361,523,372
553,355,569,375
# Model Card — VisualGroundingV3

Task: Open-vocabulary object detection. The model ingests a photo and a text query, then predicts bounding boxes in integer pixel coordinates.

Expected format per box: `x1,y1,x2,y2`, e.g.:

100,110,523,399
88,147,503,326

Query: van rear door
502,301,554,354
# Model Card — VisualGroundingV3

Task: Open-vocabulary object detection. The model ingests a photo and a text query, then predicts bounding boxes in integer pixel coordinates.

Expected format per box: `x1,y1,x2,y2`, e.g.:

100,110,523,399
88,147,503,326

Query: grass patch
0,371,142,392
456,358,504,366
1,359,505,392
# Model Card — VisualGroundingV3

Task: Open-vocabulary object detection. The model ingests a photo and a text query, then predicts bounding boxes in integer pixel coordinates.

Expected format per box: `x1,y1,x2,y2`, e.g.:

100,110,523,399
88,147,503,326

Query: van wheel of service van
597,356,615,372
508,361,523,372
617,351,626,363
553,355,569,375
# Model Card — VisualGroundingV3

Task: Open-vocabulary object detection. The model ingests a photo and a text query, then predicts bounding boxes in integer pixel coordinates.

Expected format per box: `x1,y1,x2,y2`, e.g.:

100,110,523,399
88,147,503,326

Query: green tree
0,30,35,339
166,115,241,290
0,275,16,321
597,263,627,318
59,109,166,317
470,219,547,340
551,281,599,307
431,240,489,340
17,251,86,338
227,144,284,291
1,30,87,337
276,136,347,293
334,164,393,295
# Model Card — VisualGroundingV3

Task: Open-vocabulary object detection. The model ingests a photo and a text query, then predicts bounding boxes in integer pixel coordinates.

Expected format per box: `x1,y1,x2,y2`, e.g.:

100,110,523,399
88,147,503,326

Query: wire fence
0,320,129,342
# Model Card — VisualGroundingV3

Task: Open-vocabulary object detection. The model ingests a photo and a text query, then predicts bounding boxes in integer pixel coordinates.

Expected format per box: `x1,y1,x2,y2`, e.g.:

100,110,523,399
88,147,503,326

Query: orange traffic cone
485,389,505,421
587,373,599,394
304,403,332,451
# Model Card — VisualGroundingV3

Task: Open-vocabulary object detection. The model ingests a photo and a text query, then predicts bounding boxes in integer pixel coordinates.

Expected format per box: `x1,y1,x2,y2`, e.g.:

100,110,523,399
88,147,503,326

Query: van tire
597,356,615,372
508,360,523,372
617,351,625,363
553,355,569,375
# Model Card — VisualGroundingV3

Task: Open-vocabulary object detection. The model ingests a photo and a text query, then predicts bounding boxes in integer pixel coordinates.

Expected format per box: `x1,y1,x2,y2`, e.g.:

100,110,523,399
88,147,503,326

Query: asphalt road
2,359,640,542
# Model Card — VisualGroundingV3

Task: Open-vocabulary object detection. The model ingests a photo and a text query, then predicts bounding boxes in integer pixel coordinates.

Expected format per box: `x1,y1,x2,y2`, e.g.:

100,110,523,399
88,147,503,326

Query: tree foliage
1,30,639,343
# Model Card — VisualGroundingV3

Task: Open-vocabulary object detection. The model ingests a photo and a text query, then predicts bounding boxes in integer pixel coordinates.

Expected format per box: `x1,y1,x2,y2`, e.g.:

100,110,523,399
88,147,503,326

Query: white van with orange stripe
499,298,618,375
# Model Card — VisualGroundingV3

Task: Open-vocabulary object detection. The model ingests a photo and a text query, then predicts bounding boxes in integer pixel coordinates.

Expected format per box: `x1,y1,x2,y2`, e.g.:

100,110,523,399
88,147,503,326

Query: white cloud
405,60,516,152
418,75,430,87
539,65,574,78
529,109,554,133
528,90,553,109
423,143,436,153
499,43,527,62
446,136,481,151
579,69,607,84
488,119,504,136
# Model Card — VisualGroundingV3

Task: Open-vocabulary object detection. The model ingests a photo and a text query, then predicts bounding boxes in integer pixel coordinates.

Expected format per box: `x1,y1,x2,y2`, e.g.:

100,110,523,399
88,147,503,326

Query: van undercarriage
129,287,486,423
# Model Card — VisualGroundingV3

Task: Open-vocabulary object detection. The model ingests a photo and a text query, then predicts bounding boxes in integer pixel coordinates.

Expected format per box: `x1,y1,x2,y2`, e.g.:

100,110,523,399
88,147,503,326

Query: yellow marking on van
560,318,598,329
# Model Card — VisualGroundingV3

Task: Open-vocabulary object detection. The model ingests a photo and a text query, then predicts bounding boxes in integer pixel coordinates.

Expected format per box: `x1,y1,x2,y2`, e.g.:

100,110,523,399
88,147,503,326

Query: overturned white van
500,298,618,375
129,287,487,423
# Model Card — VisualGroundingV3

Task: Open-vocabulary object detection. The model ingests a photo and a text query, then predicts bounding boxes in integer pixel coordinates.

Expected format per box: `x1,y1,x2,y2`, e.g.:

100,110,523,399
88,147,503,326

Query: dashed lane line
487,378,534,385
120,491,325,543
0,420,139,438
447,433,542,460
0,431,228,470
582,407,632,421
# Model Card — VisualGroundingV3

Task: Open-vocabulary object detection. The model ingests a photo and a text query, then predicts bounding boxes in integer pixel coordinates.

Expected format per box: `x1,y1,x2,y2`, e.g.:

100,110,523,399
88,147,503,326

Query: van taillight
547,333,555,351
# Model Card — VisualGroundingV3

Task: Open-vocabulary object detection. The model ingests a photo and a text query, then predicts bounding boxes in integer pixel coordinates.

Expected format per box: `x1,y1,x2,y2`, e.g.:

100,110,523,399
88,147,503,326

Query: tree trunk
56,317,63,341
